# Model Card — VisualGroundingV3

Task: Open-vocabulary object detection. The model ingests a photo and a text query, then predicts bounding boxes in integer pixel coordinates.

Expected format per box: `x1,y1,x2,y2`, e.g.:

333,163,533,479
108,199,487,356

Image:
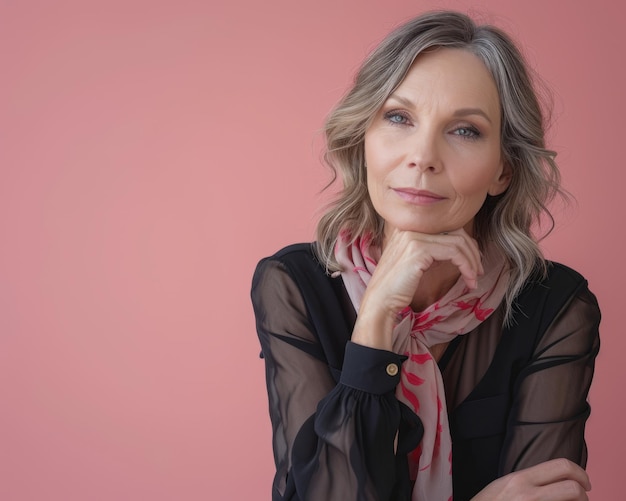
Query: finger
535,479,589,501
446,242,480,290
522,459,591,492
425,230,481,280
414,239,480,290
445,229,483,276
435,233,482,287
382,230,482,291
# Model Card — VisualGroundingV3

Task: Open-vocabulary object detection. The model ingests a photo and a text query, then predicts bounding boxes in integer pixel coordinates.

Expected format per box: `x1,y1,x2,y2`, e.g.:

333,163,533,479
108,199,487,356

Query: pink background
1,0,623,499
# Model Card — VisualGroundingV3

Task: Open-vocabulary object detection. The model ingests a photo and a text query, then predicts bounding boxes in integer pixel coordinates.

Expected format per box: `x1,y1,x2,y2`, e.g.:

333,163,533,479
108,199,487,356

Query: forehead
392,48,501,120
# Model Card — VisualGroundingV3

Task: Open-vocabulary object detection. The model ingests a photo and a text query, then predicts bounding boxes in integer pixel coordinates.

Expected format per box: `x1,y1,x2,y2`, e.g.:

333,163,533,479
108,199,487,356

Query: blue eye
384,111,410,125
455,127,480,137
454,126,480,139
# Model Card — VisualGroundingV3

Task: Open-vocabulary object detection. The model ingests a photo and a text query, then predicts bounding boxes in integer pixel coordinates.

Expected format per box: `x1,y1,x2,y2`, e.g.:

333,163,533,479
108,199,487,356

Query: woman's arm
473,284,601,500
251,256,416,500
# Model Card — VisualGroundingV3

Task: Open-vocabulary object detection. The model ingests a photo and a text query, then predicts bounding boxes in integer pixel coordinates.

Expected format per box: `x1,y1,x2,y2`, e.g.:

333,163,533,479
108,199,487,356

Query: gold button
386,363,399,376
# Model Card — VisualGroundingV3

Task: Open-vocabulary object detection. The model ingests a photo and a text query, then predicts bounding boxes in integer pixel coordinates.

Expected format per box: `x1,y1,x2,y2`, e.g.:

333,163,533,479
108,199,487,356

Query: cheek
364,129,401,166
364,139,390,195
365,166,383,203
364,164,393,219
455,174,492,197
452,157,502,198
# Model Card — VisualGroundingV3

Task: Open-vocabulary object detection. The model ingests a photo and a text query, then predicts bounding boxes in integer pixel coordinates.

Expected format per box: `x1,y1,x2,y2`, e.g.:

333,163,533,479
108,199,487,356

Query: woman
251,11,600,501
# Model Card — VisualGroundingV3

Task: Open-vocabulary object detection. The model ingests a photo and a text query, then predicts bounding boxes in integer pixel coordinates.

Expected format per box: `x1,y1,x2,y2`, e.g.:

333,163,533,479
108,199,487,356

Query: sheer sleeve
251,256,421,501
500,285,601,473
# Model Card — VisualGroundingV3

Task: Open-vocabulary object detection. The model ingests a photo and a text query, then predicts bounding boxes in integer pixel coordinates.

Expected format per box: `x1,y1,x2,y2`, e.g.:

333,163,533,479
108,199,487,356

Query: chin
385,219,448,236
384,215,474,236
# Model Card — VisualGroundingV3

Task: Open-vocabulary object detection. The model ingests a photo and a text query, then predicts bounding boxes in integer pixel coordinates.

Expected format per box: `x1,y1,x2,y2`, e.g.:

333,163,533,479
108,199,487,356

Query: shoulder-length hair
315,10,565,320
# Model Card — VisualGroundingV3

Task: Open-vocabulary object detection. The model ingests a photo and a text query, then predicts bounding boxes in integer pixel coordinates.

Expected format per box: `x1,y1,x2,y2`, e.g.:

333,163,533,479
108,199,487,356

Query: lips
392,187,447,205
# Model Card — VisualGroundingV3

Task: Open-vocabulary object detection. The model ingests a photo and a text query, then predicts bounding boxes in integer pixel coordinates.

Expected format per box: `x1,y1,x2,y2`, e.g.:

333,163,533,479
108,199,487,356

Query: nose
406,128,442,172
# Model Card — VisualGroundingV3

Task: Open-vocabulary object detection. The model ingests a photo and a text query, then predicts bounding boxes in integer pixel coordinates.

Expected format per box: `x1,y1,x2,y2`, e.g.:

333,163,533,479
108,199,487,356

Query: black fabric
251,243,600,501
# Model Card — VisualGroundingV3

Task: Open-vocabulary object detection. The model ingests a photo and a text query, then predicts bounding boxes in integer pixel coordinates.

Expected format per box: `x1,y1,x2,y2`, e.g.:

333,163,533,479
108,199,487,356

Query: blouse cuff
340,341,407,395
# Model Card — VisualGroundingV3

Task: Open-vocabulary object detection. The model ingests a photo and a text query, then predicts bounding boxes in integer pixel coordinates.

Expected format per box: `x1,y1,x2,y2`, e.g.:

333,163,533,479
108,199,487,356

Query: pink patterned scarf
335,232,509,501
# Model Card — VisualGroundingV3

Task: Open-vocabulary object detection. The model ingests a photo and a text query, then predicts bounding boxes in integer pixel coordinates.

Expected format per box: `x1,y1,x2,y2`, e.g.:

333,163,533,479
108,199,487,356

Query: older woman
251,11,600,501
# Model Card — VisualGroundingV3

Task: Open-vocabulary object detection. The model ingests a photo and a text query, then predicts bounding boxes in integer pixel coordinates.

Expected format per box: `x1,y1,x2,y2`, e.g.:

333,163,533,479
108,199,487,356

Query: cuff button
386,363,399,376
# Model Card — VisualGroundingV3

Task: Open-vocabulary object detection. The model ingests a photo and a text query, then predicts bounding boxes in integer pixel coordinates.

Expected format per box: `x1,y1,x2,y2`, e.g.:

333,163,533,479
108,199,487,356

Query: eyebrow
387,94,493,124
453,108,493,124
387,94,416,109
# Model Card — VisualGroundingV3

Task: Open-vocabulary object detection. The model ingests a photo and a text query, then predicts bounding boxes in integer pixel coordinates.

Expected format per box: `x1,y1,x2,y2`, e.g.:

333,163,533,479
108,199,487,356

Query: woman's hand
351,228,483,350
472,459,591,501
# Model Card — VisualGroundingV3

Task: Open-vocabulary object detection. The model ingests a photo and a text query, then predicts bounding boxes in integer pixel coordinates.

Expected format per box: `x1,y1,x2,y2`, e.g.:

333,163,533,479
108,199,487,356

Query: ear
488,161,512,196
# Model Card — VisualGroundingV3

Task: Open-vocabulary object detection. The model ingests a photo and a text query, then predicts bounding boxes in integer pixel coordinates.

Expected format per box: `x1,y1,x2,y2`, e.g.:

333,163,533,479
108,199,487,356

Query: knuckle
562,480,584,497
450,234,464,245
505,472,525,491
555,457,574,473
406,239,421,254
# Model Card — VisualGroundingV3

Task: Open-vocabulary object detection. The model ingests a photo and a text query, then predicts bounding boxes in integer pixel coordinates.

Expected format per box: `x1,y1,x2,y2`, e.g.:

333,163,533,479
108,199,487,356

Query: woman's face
364,48,511,240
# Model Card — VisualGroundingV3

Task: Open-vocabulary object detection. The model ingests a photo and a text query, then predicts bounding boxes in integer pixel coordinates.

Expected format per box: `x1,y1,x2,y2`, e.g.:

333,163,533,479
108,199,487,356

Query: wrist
352,307,397,351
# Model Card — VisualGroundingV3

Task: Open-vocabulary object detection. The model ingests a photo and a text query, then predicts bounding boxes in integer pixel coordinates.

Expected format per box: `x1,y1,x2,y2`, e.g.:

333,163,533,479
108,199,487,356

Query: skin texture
351,48,591,500
364,48,509,239
471,459,591,501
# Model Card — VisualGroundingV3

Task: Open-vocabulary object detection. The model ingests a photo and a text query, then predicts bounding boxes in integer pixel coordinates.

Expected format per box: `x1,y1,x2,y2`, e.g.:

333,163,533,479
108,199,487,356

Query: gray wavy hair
315,10,565,320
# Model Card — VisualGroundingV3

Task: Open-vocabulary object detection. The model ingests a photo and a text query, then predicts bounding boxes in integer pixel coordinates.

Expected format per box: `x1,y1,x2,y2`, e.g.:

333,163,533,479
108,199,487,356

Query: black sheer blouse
251,243,600,501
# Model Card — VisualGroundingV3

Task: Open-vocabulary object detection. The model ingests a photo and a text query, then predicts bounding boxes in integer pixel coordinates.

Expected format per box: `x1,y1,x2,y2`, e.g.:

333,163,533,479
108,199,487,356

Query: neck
411,261,461,312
